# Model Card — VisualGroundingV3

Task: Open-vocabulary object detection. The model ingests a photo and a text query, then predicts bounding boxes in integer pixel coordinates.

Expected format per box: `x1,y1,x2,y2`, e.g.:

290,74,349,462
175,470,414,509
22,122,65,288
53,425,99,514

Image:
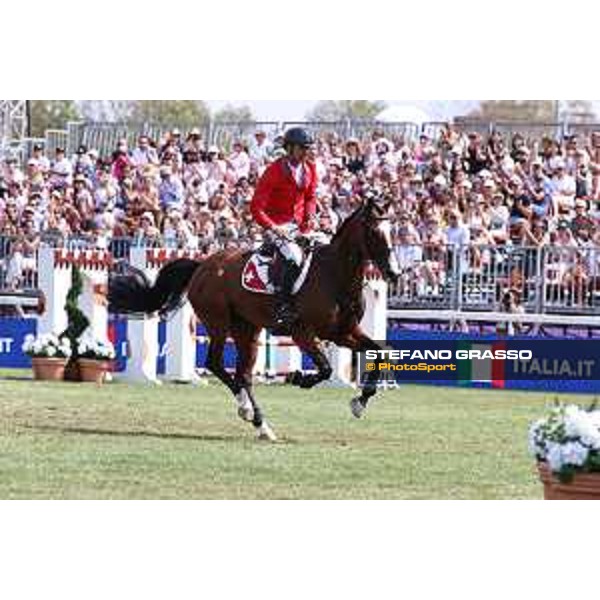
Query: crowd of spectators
2,123,600,304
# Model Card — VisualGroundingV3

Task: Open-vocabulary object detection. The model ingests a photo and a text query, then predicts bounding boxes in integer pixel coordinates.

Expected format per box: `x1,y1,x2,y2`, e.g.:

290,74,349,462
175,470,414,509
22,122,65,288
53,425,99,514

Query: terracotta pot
537,463,559,500
537,462,600,500
31,356,68,381
78,358,111,384
63,358,81,382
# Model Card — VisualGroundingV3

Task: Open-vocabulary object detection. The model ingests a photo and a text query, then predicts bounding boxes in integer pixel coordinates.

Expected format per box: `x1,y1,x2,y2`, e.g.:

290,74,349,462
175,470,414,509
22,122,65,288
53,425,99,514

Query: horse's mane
331,205,363,245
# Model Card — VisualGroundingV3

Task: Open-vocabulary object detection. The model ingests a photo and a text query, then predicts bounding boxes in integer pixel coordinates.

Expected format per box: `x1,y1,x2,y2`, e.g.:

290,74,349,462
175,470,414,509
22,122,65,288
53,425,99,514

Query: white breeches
267,223,304,266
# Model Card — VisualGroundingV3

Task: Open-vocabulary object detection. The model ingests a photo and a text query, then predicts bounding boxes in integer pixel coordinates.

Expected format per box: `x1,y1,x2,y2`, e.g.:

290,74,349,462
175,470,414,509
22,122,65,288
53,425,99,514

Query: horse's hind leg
287,335,332,389
231,319,277,442
205,333,244,406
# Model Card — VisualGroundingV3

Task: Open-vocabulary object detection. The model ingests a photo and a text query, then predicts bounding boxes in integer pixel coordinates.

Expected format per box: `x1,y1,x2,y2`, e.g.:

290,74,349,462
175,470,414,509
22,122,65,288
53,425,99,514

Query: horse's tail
108,258,200,317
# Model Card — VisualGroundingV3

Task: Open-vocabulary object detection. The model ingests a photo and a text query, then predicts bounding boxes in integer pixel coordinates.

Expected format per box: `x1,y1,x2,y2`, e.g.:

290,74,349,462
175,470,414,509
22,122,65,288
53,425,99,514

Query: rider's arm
299,163,317,233
250,162,277,230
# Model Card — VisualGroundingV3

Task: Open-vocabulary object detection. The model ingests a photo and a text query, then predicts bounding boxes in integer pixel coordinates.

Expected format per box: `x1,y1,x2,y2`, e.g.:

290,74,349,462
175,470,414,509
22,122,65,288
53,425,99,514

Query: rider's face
290,144,310,162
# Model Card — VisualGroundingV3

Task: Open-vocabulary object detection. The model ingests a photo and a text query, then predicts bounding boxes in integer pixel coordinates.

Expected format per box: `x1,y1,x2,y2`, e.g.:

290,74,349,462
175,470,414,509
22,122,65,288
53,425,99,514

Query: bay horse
108,195,399,441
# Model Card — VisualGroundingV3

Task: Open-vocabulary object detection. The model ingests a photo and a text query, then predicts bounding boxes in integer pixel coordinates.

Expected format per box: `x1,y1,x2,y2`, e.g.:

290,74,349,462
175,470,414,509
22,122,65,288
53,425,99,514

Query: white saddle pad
241,252,313,295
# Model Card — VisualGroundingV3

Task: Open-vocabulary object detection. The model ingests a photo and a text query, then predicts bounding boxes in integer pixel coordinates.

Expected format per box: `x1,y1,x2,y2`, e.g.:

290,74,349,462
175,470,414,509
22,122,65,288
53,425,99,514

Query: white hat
433,174,447,187
114,208,126,221
483,179,495,188
478,169,492,179
376,138,392,151
460,180,473,190
208,145,219,153
141,211,155,224
501,157,515,173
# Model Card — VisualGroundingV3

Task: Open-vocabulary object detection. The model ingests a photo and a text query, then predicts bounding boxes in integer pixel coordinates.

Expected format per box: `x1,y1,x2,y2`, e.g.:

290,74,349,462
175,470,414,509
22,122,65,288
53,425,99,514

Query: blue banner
3,316,600,393
0,318,36,368
358,338,600,386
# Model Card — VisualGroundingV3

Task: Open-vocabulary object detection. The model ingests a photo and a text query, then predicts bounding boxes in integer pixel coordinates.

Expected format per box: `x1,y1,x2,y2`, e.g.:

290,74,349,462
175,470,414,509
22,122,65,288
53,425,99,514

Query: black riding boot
273,259,299,334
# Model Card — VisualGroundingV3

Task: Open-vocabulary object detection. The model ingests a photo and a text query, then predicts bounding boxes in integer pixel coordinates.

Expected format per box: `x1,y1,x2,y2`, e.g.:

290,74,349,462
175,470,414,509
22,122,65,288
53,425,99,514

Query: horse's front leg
335,329,389,419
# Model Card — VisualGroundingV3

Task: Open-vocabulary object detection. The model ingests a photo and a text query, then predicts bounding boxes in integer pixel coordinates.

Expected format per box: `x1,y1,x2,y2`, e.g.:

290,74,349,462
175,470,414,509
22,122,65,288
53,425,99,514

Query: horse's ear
363,190,391,218
362,189,377,212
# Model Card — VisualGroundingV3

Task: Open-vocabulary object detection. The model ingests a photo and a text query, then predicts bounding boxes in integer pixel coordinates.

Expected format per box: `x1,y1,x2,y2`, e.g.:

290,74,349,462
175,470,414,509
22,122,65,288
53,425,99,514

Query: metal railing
3,235,600,316
388,243,600,315
0,236,38,292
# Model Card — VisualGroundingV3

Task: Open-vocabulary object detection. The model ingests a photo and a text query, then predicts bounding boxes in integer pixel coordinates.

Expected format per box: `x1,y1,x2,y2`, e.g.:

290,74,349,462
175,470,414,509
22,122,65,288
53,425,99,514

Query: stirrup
272,303,297,335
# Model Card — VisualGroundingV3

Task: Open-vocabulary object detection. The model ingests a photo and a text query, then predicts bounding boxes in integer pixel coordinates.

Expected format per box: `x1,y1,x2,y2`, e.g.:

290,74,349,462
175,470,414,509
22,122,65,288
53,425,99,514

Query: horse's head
358,190,400,281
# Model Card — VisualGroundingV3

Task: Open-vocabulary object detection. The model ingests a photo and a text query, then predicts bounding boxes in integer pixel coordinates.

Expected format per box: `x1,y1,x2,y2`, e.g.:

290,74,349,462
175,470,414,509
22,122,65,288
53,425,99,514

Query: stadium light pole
25,100,31,137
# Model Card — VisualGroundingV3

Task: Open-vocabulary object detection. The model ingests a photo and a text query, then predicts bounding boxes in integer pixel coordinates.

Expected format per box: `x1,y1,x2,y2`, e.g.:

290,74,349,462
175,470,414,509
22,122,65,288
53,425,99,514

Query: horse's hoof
285,371,303,386
350,397,365,419
237,405,255,423
257,422,278,442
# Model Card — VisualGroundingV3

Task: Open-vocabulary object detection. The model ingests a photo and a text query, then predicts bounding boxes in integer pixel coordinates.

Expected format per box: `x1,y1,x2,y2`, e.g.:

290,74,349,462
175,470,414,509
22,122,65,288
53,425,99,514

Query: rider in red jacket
250,127,317,332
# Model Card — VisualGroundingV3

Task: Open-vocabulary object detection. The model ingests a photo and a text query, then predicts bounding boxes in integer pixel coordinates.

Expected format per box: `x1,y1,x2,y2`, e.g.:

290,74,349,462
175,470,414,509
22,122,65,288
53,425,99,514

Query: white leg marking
350,397,365,419
235,389,254,422
258,421,277,442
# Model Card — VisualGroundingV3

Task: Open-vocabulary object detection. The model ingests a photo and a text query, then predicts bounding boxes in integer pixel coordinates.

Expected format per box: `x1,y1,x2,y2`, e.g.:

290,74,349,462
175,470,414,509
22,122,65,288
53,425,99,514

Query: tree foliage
79,101,132,122
29,100,81,137
305,100,387,121
213,104,255,123
124,100,211,127
466,101,557,122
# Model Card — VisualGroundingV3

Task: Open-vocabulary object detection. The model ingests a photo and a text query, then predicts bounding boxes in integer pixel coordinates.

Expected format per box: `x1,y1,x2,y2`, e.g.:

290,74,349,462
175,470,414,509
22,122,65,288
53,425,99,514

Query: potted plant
529,403,600,499
60,265,90,381
22,333,72,381
77,334,116,384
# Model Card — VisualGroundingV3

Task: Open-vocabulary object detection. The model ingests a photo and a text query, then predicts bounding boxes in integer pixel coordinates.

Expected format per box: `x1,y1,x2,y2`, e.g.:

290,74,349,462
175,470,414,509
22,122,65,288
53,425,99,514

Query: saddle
241,238,319,295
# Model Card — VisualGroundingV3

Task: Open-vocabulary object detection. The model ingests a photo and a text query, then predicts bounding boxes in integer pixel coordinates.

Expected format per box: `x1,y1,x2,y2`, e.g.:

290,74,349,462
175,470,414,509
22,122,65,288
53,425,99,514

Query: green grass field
0,369,585,499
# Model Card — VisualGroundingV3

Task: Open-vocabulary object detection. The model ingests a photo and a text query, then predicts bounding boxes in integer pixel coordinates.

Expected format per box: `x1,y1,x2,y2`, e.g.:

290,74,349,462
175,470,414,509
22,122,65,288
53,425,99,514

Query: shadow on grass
23,423,298,444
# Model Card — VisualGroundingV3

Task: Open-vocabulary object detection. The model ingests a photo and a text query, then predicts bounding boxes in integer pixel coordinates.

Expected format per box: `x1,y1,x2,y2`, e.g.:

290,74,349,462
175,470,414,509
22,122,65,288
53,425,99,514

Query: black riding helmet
283,127,314,149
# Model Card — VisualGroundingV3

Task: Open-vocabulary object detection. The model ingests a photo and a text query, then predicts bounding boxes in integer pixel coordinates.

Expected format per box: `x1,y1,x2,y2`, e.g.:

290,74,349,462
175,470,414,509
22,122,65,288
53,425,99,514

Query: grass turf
0,369,584,499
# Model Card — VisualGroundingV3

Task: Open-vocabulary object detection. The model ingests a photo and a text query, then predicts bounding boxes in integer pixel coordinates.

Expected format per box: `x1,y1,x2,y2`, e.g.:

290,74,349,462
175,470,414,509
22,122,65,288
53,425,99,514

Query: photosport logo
357,340,600,386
